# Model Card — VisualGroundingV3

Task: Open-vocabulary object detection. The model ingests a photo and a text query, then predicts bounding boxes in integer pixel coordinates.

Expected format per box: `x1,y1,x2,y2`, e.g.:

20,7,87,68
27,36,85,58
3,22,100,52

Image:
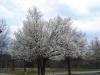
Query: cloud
73,17,100,32
0,4,15,19
56,0,100,15
9,0,56,18
9,25,23,39
72,16,100,39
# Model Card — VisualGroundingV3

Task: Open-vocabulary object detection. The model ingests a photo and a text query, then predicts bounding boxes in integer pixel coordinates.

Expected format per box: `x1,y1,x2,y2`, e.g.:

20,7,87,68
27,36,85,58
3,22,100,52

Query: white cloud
10,0,56,19
73,16,100,33
10,26,21,33
71,16,100,40
56,0,100,15
9,25,23,39
0,5,15,19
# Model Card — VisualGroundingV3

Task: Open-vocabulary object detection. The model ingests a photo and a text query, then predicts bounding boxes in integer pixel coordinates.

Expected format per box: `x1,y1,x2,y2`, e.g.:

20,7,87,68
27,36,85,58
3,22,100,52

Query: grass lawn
0,68,37,75
0,67,100,75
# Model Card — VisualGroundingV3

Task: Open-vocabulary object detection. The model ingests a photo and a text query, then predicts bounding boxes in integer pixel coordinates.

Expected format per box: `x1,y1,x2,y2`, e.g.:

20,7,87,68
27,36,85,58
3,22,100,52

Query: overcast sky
0,0,100,40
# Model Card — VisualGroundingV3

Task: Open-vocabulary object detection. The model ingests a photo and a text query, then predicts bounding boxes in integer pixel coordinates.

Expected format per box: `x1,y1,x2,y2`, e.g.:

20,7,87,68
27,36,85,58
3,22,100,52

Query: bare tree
0,19,9,68
89,37,100,69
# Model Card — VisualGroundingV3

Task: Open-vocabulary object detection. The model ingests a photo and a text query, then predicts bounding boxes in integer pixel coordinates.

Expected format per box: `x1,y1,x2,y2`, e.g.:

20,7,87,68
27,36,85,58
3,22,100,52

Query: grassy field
0,67,100,75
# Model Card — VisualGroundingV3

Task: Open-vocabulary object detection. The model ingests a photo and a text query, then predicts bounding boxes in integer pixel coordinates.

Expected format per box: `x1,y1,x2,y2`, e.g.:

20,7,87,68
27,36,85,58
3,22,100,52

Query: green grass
0,68,37,75
46,67,100,72
1,67,100,75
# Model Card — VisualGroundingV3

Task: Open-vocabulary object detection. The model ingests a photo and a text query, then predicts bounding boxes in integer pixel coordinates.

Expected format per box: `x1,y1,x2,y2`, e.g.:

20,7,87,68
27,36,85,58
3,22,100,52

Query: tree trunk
67,57,71,75
23,60,27,75
43,60,46,75
41,59,46,75
11,59,15,71
37,58,41,75
95,60,98,69
41,60,43,75
0,51,3,69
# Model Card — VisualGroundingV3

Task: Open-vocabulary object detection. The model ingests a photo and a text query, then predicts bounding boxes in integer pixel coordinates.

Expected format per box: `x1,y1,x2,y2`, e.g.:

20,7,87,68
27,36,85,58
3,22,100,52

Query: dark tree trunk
23,60,27,75
43,59,46,75
41,60,43,75
11,59,15,71
0,51,3,69
37,58,41,75
67,57,71,75
95,60,98,69
41,59,46,75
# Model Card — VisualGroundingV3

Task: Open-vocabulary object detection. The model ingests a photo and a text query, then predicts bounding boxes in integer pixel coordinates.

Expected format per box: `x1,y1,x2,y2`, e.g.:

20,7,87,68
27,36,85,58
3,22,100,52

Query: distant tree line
0,54,100,69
